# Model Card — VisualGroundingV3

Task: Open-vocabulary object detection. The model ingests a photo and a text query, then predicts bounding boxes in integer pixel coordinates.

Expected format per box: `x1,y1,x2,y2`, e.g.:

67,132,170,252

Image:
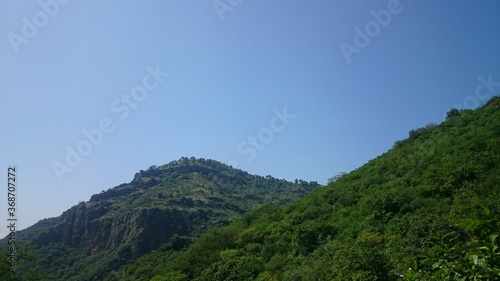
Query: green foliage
4,97,499,280
149,97,500,280
401,208,500,280
197,249,264,281
150,272,187,281
1,158,317,281
446,108,460,120
0,245,51,281
328,171,346,184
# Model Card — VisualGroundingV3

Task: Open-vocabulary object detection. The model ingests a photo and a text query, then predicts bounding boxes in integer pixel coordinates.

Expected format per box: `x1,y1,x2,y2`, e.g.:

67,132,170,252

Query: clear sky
1,0,499,235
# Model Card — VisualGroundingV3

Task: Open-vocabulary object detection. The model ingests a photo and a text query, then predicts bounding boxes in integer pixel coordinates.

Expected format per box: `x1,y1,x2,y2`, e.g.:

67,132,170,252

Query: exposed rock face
32,203,195,259
18,157,319,280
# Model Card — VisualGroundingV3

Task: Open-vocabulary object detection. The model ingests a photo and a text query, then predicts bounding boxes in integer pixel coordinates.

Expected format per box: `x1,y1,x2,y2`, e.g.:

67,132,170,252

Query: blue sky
1,0,499,233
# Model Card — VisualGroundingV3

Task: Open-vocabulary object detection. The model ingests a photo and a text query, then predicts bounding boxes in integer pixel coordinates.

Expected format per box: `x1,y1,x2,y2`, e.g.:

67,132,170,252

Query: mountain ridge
129,97,500,280
1,157,318,280
3,97,499,280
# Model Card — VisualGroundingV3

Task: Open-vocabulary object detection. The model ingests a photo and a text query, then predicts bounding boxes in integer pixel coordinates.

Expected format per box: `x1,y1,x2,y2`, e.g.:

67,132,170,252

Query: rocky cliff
11,157,318,280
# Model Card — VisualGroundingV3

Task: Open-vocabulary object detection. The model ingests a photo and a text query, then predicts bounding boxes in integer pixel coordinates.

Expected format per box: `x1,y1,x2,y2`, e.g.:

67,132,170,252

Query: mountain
0,158,318,281
3,97,499,281
136,97,500,280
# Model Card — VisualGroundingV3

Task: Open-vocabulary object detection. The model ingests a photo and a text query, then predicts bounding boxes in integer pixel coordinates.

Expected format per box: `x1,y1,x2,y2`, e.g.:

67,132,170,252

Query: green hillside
0,158,318,281
2,97,499,281
141,97,500,280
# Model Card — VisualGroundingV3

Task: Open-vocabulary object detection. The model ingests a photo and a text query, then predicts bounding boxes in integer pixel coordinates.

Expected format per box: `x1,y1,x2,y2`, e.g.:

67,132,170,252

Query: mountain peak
5,159,318,280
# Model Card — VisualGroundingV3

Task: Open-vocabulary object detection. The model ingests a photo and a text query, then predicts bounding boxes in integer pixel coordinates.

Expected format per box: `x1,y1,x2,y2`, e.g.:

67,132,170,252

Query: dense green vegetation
2,97,499,280
0,246,49,281
1,158,317,281
140,97,500,280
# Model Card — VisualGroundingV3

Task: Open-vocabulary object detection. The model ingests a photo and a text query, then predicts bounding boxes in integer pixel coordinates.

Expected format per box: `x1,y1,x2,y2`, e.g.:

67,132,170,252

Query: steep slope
1,158,318,281
148,97,500,280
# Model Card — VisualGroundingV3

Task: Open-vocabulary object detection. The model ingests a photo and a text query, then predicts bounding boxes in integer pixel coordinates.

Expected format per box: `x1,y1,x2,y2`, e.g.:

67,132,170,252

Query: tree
401,208,500,280
150,272,187,281
446,108,460,120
